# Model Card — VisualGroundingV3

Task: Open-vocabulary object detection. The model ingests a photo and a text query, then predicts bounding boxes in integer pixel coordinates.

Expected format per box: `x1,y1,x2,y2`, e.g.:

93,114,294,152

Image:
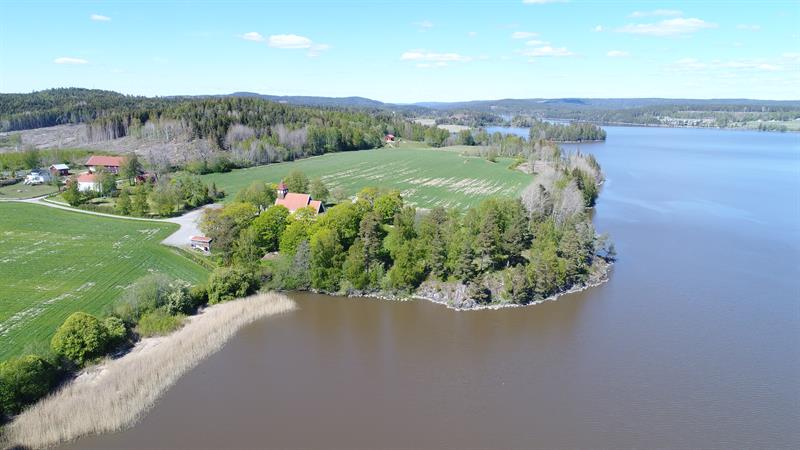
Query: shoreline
304,259,614,312
0,293,296,450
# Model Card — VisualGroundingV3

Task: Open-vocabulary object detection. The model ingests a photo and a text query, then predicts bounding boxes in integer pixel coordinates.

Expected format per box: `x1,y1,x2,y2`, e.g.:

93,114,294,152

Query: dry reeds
1,292,296,450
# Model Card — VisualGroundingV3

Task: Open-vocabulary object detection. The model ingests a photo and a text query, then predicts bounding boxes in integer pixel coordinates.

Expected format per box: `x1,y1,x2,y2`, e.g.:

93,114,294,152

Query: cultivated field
0,203,208,359
202,147,532,209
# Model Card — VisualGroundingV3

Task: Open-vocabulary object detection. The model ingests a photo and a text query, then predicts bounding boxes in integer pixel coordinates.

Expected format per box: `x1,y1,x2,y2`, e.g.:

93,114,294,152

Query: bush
165,286,194,315
207,266,259,304
51,312,110,366
113,274,174,322
189,284,209,308
0,355,58,417
103,316,128,349
136,309,185,337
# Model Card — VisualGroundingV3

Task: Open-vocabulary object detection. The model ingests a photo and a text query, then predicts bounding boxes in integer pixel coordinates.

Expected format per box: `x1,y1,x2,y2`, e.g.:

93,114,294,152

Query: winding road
1,195,218,249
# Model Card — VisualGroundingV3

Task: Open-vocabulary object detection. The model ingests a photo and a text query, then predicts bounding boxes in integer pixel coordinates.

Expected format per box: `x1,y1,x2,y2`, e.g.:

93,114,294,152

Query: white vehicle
23,169,52,185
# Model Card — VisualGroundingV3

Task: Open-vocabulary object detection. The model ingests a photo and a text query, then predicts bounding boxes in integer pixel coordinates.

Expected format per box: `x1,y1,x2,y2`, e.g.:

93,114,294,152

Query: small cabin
190,235,213,253
49,164,70,177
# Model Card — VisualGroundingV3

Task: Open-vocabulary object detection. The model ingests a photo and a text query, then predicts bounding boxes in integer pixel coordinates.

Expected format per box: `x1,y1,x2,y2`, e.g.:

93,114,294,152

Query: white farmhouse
76,172,101,192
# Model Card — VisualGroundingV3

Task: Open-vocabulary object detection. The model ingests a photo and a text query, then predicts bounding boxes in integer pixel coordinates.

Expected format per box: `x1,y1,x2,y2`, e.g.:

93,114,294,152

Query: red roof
76,173,97,183
308,200,323,213
190,236,212,243
275,193,323,214
86,155,125,167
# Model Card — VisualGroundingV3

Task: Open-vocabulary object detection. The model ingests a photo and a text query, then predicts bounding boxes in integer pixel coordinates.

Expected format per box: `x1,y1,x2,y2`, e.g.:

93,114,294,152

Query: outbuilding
190,236,213,253
49,164,70,176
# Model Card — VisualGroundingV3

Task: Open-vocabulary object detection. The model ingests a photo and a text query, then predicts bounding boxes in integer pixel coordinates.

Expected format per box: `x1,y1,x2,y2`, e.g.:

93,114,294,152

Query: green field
0,203,208,360
0,183,58,199
202,147,533,210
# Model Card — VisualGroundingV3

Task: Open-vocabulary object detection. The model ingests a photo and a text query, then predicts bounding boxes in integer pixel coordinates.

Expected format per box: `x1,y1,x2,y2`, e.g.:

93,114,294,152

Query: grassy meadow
0,182,58,199
0,203,208,360
202,147,533,210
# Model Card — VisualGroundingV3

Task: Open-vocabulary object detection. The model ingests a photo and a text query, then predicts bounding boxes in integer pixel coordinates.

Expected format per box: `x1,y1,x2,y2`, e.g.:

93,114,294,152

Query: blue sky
1,0,798,102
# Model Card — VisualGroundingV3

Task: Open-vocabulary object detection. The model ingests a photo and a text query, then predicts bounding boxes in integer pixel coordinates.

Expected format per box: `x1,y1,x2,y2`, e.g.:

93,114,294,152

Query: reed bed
1,292,296,449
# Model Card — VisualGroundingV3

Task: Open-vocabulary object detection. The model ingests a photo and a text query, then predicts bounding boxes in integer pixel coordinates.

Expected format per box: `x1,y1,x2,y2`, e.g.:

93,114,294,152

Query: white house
76,172,101,192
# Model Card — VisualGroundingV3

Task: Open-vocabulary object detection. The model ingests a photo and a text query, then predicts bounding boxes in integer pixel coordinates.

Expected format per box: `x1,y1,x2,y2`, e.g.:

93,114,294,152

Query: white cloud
401,51,471,63
782,52,800,62
54,57,88,64
90,14,111,21
593,25,604,32
525,40,548,46
523,0,568,4
307,43,330,57
521,46,573,57
512,31,538,39
736,24,761,31
629,9,682,18
414,20,433,30
251,34,330,56
268,34,313,49
467,31,478,37
241,32,265,42
607,50,630,57
616,18,717,36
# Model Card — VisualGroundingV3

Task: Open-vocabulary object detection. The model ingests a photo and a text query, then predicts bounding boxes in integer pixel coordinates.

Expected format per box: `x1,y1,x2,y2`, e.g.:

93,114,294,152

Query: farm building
24,169,51,185
384,134,395,143
49,164,70,176
190,236,212,253
86,155,125,174
274,181,324,214
76,172,101,192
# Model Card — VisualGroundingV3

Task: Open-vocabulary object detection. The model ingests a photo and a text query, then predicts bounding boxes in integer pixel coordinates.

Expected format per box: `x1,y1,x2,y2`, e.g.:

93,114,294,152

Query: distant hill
227,92,386,109
412,97,800,111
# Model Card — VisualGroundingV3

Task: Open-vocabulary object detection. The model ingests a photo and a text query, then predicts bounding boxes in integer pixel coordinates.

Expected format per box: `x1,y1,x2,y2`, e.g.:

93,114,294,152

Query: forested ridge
0,88,435,152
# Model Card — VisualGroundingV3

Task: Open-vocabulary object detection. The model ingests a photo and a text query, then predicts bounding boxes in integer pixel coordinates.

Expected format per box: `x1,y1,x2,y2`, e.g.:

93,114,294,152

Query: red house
384,134,396,143
86,155,125,174
274,181,324,214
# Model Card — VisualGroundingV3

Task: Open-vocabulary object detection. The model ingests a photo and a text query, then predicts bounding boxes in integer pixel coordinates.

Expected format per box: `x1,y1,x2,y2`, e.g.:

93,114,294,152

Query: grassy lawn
0,183,58,199
0,203,208,360
202,147,532,210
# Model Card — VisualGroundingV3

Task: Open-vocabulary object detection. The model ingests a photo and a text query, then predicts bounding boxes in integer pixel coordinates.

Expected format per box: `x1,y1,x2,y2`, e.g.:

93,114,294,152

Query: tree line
199,157,613,309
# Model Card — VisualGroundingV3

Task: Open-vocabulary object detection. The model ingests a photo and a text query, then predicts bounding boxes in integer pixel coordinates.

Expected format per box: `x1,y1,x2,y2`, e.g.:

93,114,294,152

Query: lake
61,126,800,449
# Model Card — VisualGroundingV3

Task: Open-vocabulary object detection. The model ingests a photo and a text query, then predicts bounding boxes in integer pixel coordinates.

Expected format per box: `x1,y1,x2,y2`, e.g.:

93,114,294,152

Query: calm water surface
63,127,800,449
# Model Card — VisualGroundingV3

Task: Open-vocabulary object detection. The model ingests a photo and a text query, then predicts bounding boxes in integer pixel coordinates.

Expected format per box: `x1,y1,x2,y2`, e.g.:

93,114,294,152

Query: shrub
189,284,209,308
0,355,58,417
136,309,185,337
165,286,194,315
113,274,173,322
207,266,259,304
103,316,128,349
51,312,110,366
